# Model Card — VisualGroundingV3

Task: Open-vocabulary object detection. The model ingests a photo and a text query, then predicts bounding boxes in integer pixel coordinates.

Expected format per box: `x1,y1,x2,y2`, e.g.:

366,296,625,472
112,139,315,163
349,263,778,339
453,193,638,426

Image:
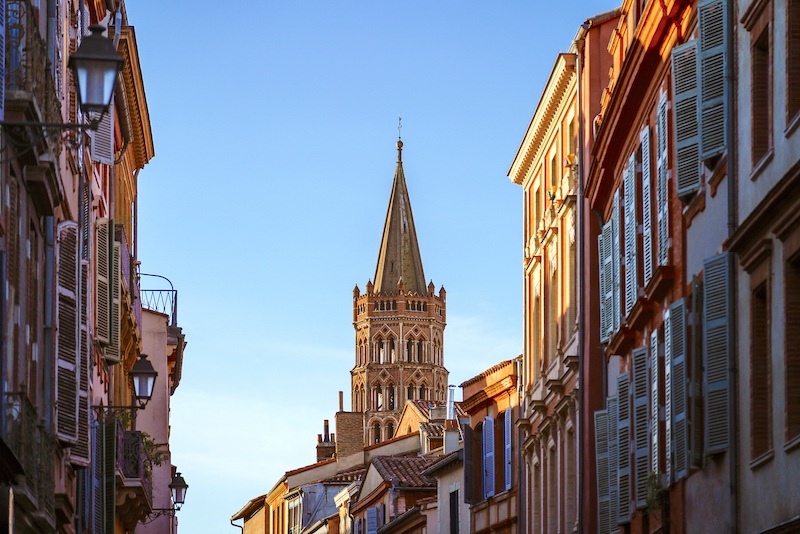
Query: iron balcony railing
140,273,178,327
118,428,153,503
5,391,56,522
116,225,143,332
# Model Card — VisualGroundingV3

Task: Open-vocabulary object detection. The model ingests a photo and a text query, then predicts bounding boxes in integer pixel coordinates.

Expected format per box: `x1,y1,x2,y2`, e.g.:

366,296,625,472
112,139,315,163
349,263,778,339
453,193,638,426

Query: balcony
116,225,143,344
115,426,153,529
4,392,56,530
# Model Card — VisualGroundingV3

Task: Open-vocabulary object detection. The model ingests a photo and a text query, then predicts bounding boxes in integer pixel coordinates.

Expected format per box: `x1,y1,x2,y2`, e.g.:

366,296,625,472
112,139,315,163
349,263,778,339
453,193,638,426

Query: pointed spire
373,139,426,295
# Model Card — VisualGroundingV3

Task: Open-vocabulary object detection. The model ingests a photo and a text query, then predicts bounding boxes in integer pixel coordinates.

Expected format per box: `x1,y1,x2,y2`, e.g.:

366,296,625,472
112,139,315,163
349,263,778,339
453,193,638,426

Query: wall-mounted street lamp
92,354,158,419
145,471,189,521
2,23,123,132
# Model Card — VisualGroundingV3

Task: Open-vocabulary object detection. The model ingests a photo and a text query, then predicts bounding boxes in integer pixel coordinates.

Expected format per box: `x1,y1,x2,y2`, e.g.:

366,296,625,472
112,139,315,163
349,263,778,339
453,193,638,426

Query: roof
373,140,427,295
460,360,514,388
372,456,437,489
419,422,444,438
406,400,466,420
421,450,462,477
323,466,366,484
230,494,266,521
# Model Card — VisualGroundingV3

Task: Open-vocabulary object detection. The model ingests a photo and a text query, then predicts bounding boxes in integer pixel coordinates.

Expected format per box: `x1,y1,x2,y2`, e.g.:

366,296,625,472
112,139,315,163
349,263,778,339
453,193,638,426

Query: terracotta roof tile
419,422,444,437
372,456,437,488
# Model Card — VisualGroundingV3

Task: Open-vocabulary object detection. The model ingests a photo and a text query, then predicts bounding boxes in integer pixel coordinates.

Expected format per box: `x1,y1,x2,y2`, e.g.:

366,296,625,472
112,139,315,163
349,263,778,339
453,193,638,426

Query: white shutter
651,330,660,474
483,416,495,499
669,299,688,481
699,0,728,162
633,347,649,508
624,152,638,317
656,94,670,266
664,309,673,485
672,40,701,197
95,218,111,344
71,261,91,466
599,224,613,342
641,126,654,287
607,396,619,530
90,101,115,165
504,409,512,491
105,241,121,363
595,409,611,534
617,375,631,524
704,253,731,453
612,190,622,333
56,221,80,445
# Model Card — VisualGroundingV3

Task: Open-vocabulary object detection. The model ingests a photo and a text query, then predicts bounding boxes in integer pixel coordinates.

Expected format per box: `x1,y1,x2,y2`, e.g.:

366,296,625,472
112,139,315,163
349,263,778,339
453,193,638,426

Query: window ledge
684,185,707,227
645,265,675,303
749,449,774,470
750,149,774,182
784,434,800,454
626,297,653,331
786,111,800,138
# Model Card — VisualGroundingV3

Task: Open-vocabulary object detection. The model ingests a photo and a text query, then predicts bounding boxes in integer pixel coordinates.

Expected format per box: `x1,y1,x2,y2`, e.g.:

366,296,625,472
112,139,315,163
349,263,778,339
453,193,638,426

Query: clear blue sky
126,1,620,531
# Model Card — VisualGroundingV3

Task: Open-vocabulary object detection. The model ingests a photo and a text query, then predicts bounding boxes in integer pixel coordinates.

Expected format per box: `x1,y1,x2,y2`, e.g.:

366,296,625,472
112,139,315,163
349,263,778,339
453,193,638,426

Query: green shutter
704,253,731,453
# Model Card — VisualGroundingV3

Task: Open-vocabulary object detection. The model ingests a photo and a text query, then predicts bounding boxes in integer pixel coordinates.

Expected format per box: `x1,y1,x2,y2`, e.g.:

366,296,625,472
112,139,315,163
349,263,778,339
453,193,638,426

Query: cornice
117,26,154,170
509,54,577,186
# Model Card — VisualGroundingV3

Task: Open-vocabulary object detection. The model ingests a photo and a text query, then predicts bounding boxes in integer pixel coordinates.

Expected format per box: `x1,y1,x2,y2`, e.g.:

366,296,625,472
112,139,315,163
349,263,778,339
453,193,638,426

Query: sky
125,1,620,531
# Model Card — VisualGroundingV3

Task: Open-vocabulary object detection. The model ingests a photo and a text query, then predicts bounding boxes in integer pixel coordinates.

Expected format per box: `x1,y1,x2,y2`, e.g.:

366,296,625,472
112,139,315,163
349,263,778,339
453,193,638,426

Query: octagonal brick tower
351,139,448,446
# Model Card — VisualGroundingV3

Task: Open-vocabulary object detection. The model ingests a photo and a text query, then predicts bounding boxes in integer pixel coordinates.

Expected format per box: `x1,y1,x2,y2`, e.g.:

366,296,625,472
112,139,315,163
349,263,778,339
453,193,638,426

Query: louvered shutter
81,181,90,260
95,218,111,344
105,241,121,363
90,101,115,165
607,396,619,530
366,507,378,534
633,347,650,508
103,422,116,534
612,190,622,333
691,277,704,467
704,253,730,453
484,416,495,499
665,309,673,485
595,409,611,534
641,127,654,287
93,424,103,532
672,41,701,197
71,261,91,466
669,299,689,481
617,375,631,524
505,409,512,490
0,0,6,121
599,223,613,342
656,95,670,266
651,330,660,474
463,424,474,504
698,0,728,162
624,152,638,317
56,221,80,445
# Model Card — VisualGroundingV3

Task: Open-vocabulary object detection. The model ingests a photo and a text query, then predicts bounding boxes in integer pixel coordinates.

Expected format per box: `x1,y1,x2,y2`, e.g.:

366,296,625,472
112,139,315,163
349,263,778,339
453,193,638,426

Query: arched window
374,423,381,444
388,385,396,410
387,422,395,439
407,385,414,401
417,340,423,363
406,340,412,361
374,386,383,411
419,386,426,400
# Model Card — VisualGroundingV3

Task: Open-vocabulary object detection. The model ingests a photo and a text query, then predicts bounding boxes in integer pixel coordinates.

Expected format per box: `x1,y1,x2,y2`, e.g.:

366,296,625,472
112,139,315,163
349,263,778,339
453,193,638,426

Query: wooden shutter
704,253,731,453
641,127,654,287
669,299,688,481
93,422,116,534
505,409,513,491
90,101,115,165
71,261,91,466
691,277,704,467
624,151,638,317
656,94,670,266
698,0,728,162
463,423,474,504
599,222,613,342
595,409,611,534
651,330,660,474
612,190,622,333
95,218,111,344
633,347,650,508
672,40,701,197
105,241,121,363
664,309,673,485
617,375,631,524
483,416,495,499
366,507,378,534
607,396,619,530
0,0,5,121
56,221,80,445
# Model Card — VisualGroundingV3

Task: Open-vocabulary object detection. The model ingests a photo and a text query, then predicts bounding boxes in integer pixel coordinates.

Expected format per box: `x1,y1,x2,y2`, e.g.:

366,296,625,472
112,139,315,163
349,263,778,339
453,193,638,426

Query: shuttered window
617,374,631,524
504,408,512,491
90,101,115,165
656,95,670,266
463,424,474,504
699,0,729,162
612,190,622,333
105,241,121,363
607,396,619,530
483,416,495,499
751,279,772,459
0,0,5,121
665,308,673,485
93,422,116,534
599,222,614,342
641,127,654,287
704,253,731,454
95,219,111,345
595,409,611,534
651,330,660,474
633,347,649,508
624,152,638,317
788,0,800,122
366,507,378,534
786,251,800,442
750,17,772,166
668,299,688,482
56,222,80,445
672,40,701,197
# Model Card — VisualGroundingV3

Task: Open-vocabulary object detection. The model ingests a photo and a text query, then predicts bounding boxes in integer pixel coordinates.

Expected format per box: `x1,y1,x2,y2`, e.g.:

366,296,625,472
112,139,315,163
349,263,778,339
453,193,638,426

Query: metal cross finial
398,115,402,140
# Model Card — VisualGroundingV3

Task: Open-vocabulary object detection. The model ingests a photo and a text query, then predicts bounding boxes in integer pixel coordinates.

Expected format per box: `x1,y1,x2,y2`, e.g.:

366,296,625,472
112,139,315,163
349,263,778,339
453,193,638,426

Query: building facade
352,140,448,446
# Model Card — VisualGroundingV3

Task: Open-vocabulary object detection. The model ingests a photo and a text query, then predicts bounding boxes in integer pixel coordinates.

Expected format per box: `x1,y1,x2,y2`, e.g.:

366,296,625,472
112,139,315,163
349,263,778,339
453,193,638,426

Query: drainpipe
725,0,738,530
230,518,243,532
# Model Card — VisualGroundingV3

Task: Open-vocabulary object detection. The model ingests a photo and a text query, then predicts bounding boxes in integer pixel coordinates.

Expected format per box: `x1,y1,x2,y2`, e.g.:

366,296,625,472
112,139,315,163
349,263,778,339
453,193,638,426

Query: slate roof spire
373,139,427,294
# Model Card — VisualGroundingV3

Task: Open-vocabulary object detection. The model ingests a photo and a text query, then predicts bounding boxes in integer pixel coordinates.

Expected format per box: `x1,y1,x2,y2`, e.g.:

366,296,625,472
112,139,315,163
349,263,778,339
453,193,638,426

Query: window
788,0,800,123
752,21,773,165
786,251,800,442
751,273,772,460
374,422,381,444
550,153,558,189
483,416,495,499
449,490,459,534
387,422,395,439
288,496,302,534
388,386,395,410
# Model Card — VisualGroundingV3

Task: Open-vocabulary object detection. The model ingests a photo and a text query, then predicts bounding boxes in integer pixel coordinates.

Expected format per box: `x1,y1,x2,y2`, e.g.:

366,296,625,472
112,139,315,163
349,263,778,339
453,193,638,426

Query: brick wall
336,412,365,458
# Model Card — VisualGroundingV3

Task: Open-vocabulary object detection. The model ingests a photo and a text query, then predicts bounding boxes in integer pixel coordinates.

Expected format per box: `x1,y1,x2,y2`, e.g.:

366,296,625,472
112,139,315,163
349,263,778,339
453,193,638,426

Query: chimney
446,386,455,420
338,391,344,412
444,419,460,454
324,420,330,442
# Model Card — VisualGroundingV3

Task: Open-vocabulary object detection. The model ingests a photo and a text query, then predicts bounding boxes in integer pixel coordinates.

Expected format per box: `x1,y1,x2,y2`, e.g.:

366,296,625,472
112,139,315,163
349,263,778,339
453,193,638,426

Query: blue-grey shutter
656,95,670,266
0,0,6,121
612,190,622,333
366,507,378,534
698,0,728,162
105,241,121,363
483,416,495,499
56,221,80,445
607,396,619,530
641,126,654,287
463,424,474,504
599,223,613,342
704,253,731,453
651,330,660,474
617,375,631,523
633,347,650,508
669,299,688,481
595,409,611,534
505,409,512,491
624,152,638,317
664,309,673,485
90,101,115,165
672,40,701,197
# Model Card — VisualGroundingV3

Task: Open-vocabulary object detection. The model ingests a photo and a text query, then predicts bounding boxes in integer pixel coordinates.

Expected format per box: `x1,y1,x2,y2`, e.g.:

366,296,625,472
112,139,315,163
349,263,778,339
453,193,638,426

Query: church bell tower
351,139,448,446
